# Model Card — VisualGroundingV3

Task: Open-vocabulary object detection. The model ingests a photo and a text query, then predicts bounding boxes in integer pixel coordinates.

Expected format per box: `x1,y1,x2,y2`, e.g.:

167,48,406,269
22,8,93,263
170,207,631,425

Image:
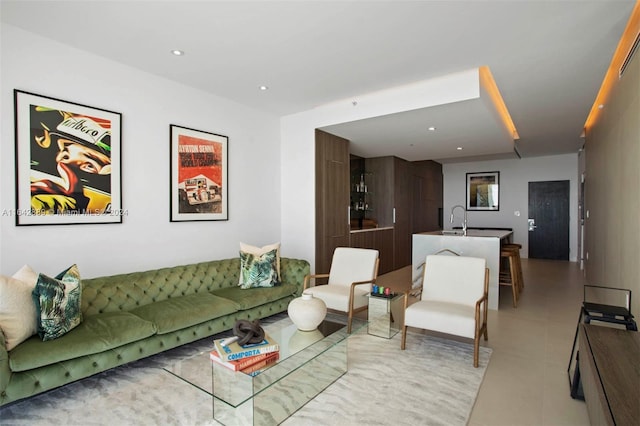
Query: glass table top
163,312,366,397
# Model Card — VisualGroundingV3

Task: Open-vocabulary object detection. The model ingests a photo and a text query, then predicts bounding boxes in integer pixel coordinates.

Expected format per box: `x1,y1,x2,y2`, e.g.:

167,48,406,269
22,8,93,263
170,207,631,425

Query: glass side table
367,292,404,338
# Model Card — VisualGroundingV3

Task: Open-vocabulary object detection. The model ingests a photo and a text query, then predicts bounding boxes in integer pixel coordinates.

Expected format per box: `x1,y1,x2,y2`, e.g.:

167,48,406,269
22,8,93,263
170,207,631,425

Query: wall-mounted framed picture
466,171,500,211
14,90,123,226
170,124,228,222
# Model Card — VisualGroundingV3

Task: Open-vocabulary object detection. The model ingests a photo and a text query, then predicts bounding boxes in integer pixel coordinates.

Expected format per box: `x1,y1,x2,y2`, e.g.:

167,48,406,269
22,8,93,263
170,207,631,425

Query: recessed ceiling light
259,85,269,91
457,147,463,151
171,50,184,56
428,126,436,131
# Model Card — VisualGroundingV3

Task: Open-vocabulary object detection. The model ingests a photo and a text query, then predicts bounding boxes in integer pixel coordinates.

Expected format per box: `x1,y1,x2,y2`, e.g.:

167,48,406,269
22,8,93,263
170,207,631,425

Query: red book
210,349,279,371
239,352,280,376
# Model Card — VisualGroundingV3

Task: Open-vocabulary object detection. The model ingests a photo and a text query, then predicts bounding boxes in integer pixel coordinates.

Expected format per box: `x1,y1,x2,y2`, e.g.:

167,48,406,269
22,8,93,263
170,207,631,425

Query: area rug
0,314,491,426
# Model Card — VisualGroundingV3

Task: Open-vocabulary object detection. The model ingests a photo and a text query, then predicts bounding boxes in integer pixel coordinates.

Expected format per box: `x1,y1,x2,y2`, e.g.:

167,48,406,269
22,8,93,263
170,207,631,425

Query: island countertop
412,229,513,310
418,229,513,240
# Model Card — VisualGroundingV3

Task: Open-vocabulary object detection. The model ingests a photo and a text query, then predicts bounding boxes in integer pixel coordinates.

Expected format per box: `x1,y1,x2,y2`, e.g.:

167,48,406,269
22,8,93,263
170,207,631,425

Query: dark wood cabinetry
315,130,442,275
393,157,412,269
349,228,394,274
411,160,444,233
364,156,442,270
315,130,350,275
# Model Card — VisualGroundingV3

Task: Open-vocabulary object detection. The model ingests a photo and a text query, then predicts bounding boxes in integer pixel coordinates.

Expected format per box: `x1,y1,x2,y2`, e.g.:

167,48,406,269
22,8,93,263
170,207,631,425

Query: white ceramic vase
288,292,327,331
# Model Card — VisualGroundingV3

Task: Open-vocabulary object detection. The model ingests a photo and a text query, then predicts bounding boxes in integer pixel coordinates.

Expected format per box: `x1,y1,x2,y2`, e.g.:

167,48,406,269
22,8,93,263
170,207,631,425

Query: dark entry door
528,180,570,260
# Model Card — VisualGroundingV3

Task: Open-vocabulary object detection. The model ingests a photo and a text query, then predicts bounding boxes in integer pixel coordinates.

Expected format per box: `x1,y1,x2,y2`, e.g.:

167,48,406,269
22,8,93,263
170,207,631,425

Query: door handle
528,218,537,231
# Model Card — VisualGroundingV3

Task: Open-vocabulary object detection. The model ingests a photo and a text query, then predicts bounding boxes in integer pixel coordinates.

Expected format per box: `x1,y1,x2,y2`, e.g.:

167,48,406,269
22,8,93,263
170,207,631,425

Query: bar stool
500,246,520,307
503,243,524,293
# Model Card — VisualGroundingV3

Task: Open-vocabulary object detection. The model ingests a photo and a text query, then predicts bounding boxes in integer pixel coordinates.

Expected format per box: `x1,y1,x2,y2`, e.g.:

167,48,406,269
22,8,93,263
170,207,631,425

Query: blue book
213,333,279,362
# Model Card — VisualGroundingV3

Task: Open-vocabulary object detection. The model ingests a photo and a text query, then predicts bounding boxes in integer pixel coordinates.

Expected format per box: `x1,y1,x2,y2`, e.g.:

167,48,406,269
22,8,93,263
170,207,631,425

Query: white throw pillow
0,265,39,351
239,242,281,285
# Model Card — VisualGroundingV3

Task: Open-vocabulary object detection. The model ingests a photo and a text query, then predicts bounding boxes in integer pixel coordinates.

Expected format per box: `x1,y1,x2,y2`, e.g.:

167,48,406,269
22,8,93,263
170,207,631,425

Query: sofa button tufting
65,372,70,377
34,381,39,387
93,362,98,367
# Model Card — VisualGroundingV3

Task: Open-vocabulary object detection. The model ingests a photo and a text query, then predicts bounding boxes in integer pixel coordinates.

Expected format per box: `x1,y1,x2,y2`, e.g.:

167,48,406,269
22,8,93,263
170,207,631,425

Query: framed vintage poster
14,90,123,226
466,171,500,211
170,125,228,221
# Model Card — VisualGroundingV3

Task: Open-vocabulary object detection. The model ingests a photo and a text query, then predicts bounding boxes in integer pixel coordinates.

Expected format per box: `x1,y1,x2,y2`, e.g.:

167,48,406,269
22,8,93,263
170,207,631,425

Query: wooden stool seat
500,246,521,307
502,243,524,292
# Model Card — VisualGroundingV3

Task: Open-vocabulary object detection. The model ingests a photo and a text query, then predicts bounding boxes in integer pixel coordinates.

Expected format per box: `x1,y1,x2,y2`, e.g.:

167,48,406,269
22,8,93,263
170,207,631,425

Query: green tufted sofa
0,257,309,406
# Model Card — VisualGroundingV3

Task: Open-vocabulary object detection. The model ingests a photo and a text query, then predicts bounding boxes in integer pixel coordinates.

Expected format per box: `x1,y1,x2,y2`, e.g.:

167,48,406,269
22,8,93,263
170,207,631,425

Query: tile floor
468,258,590,426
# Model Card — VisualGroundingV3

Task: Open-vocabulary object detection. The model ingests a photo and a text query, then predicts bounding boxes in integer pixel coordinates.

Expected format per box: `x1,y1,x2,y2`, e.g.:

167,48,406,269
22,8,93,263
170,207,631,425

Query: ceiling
1,1,636,162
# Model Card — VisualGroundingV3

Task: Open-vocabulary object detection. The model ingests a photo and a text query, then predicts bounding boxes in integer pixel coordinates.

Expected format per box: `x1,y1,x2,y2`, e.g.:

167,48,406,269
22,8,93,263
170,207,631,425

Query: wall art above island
466,171,499,211
170,124,228,222
14,90,122,226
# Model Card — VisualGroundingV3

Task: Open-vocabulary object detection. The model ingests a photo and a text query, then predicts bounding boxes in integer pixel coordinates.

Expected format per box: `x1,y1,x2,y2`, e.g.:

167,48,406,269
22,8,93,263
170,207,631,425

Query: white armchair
401,255,489,367
303,247,379,333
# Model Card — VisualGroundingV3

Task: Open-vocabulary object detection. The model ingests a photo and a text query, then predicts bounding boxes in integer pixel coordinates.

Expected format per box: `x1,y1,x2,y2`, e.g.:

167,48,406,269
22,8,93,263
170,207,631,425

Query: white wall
442,154,579,261
0,25,283,278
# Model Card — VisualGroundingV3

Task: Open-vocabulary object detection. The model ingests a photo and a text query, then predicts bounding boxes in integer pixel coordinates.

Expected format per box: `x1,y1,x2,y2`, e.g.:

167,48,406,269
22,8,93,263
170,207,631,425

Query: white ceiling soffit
1,1,635,162
321,67,517,162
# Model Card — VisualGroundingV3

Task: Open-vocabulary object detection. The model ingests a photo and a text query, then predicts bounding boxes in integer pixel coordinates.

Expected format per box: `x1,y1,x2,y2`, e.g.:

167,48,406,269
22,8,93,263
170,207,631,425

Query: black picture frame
14,89,123,225
169,124,228,222
466,171,499,211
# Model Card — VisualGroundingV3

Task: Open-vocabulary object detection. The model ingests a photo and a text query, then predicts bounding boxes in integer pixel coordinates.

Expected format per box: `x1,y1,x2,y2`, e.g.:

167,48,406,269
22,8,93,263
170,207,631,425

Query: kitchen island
412,229,513,310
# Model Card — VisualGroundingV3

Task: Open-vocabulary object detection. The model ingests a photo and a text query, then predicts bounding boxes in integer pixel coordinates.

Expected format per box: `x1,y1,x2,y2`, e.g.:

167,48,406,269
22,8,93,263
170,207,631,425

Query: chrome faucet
450,205,468,236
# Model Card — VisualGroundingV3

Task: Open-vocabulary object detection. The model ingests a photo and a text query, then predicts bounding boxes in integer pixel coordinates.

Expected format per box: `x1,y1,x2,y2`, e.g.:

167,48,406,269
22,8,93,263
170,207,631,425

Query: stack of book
210,333,279,376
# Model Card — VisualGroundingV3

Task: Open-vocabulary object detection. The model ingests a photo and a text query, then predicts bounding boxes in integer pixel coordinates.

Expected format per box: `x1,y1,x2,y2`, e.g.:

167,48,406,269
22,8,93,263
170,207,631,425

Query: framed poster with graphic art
170,125,228,222
14,90,123,226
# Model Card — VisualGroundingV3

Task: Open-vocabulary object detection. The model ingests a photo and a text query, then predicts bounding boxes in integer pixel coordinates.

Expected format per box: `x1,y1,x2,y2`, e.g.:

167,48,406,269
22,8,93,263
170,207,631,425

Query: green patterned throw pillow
32,264,83,341
239,248,280,289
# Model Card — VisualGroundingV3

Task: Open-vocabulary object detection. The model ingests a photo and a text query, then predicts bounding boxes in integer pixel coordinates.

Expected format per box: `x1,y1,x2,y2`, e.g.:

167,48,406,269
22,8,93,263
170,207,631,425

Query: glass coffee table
164,313,365,425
